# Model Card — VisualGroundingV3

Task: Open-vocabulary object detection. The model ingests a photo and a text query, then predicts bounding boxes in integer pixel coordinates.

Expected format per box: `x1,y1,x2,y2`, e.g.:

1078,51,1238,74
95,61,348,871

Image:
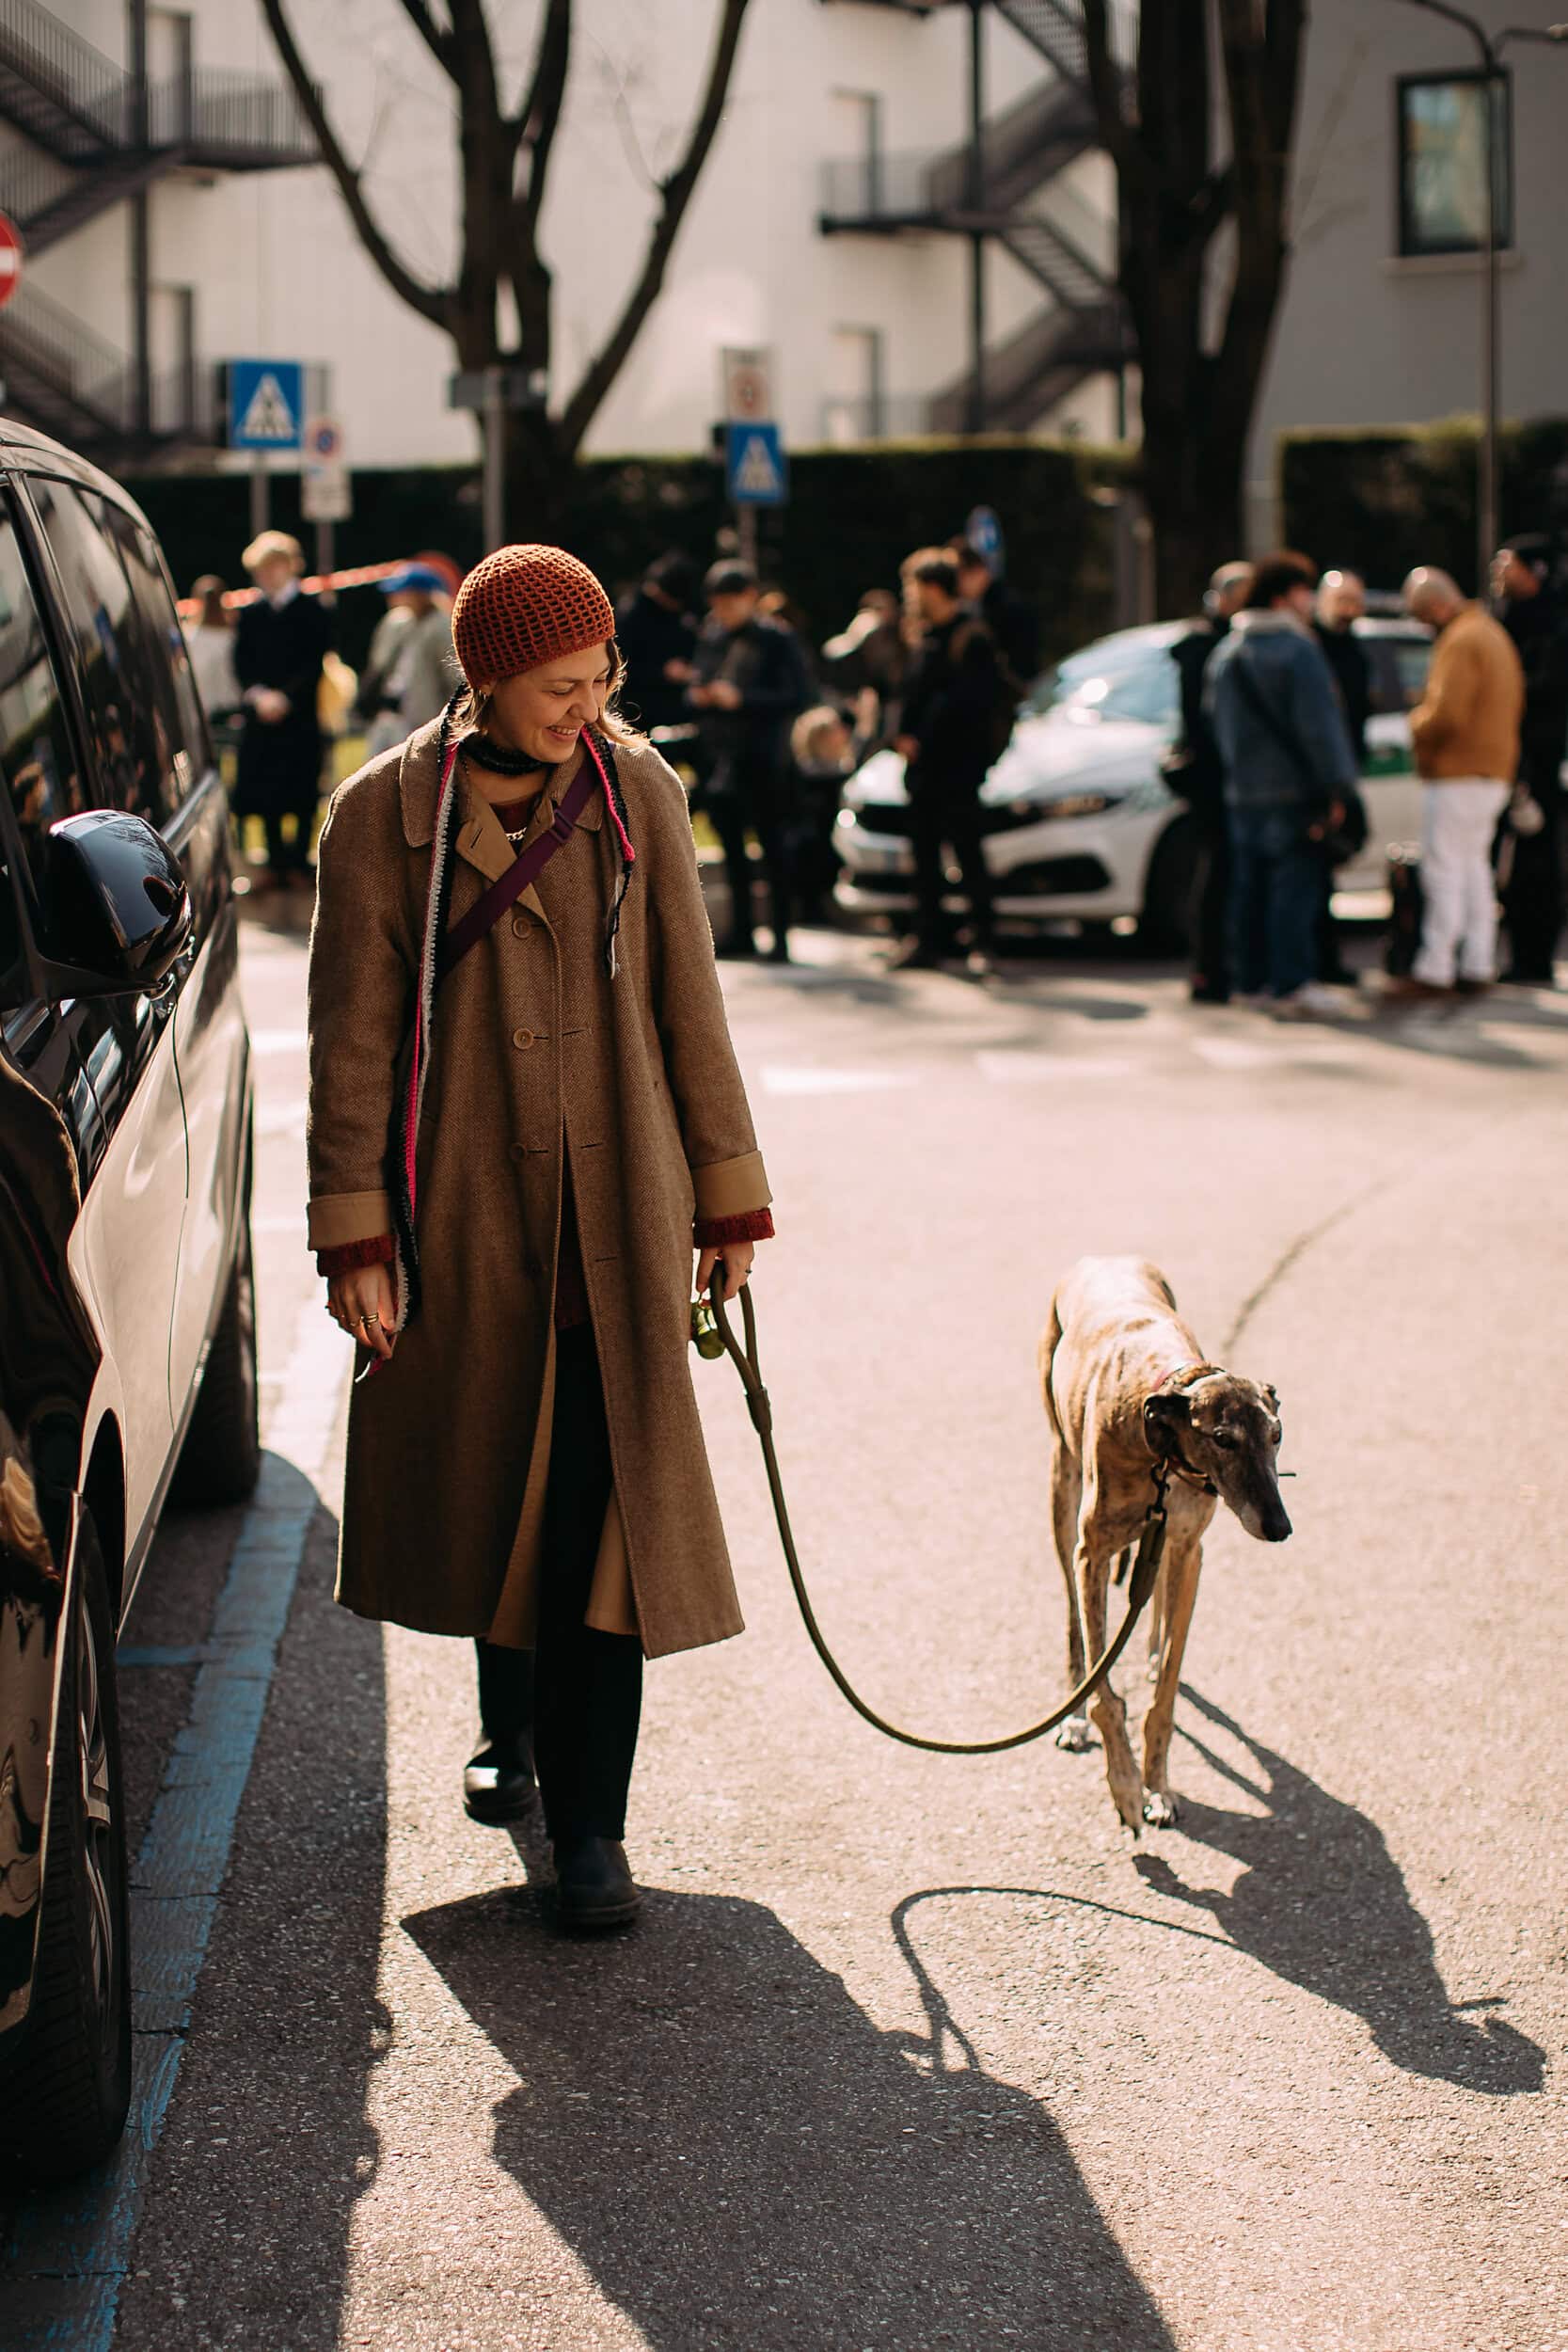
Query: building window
827,89,882,217
1396,71,1513,256
822,327,885,445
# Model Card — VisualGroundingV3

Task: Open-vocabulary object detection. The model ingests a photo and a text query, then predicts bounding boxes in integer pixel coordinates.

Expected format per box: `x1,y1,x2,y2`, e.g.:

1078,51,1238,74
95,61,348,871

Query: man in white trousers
1400,567,1525,998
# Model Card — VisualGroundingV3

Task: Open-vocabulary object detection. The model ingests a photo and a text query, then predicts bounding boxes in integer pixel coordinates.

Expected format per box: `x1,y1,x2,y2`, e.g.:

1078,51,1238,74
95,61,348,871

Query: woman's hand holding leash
326,1263,396,1360
696,1243,752,1302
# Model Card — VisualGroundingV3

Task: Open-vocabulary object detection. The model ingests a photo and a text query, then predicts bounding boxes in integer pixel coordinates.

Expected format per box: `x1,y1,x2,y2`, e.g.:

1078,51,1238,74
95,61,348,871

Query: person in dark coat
1492,535,1568,983
232,531,332,890
687,560,811,962
1312,568,1372,986
614,552,698,738
954,541,1041,695
1168,561,1254,1002
893,548,1008,974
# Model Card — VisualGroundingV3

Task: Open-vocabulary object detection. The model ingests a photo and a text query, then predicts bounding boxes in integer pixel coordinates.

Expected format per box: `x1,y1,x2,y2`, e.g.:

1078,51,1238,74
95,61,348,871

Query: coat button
513,1027,534,1049
509,1143,527,1163
511,915,529,939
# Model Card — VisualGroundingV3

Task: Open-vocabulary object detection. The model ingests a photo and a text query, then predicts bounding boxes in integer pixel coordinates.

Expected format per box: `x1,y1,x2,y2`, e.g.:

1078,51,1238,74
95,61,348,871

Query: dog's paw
1055,1715,1093,1753
1142,1789,1180,1830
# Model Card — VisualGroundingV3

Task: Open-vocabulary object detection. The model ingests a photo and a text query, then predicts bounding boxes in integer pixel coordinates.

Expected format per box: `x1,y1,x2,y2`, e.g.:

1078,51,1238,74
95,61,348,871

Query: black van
0,421,257,2181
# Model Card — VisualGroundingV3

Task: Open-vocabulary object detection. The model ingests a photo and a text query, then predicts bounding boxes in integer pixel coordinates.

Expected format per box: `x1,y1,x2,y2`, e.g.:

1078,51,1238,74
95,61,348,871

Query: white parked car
834,617,1433,946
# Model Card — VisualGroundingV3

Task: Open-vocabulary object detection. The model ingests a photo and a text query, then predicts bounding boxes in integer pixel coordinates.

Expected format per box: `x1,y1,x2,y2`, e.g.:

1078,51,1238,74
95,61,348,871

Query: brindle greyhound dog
1041,1256,1291,1833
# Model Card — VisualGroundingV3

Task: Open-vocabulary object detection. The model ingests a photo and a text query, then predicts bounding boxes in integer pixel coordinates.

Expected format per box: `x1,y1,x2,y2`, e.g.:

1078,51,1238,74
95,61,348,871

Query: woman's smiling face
483,644,613,762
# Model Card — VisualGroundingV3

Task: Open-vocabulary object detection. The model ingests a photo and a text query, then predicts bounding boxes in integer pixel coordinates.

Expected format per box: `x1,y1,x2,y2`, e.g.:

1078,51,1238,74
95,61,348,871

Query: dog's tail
1038,1295,1064,1439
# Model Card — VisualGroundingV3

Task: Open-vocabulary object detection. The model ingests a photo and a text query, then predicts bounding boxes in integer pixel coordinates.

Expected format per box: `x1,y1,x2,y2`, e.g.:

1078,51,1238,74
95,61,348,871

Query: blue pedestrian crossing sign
229,358,304,451
726,421,788,507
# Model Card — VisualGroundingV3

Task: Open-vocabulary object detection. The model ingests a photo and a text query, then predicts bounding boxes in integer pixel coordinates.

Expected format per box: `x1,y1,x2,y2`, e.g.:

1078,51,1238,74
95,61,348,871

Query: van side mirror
41,811,193,996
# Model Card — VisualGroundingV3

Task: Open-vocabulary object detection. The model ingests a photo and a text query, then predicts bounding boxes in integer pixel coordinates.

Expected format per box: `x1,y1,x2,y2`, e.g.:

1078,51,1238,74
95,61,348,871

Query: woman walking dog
307,545,773,1930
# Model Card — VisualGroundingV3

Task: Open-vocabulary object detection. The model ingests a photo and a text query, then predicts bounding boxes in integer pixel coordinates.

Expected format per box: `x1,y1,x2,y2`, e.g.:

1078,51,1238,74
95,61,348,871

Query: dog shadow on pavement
404,1884,1179,2352
1131,1687,1545,2097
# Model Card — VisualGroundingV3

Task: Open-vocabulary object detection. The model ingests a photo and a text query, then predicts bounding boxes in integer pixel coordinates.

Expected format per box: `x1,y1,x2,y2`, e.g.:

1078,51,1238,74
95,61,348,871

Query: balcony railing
0,279,133,427
146,67,318,162
0,0,131,145
819,150,946,225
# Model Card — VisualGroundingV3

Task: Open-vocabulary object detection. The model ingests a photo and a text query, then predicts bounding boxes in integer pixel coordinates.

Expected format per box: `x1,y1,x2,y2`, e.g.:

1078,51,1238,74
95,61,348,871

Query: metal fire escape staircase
0,0,318,458
819,0,1124,433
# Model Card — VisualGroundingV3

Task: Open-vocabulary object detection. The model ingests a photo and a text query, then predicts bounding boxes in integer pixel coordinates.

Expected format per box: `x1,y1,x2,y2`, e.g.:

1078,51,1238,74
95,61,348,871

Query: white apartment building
0,0,1120,480
2,2,1563,564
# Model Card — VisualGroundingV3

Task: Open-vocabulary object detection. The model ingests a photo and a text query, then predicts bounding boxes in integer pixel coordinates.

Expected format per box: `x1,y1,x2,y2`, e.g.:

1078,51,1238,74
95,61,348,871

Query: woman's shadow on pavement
1133,1686,1545,2095
404,1879,1178,2352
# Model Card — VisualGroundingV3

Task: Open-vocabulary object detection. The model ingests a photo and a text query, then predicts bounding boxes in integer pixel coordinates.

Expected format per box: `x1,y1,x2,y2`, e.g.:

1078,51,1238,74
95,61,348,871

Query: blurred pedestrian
788,703,860,924
354,564,458,755
308,541,772,1931
1208,552,1356,1019
1399,565,1525,998
687,559,811,962
615,552,699,737
233,531,332,890
1492,534,1568,983
1167,559,1253,1003
186,574,241,722
820,588,907,741
893,548,1007,975
1311,567,1372,987
952,538,1041,691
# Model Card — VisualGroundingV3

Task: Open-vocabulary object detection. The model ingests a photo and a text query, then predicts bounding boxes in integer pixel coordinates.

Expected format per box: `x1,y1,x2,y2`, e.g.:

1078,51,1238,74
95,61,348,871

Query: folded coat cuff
308,1188,395,1250
689,1150,770,1222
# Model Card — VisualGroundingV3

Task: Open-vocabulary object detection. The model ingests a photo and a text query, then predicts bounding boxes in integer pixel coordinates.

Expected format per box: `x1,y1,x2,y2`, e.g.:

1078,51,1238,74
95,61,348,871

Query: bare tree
259,0,753,540
1082,0,1308,615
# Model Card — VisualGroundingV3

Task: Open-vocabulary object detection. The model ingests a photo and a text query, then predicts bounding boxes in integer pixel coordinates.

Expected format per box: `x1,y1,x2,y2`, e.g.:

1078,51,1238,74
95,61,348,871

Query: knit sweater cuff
693,1208,775,1248
316,1233,396,1278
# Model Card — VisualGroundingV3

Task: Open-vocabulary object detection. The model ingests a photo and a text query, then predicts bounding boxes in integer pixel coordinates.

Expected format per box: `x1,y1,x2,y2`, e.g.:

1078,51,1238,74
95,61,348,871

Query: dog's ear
1262,1383,1280,1413
1143,1391,1191,1452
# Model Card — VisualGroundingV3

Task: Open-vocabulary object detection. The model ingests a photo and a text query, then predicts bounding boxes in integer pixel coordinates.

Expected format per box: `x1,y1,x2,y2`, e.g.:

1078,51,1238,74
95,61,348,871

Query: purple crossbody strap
436,751,600,985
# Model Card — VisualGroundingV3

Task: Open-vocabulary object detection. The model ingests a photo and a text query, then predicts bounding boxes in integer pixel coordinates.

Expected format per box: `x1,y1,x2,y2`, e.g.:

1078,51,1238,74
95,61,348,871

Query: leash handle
705,1277,1163,1756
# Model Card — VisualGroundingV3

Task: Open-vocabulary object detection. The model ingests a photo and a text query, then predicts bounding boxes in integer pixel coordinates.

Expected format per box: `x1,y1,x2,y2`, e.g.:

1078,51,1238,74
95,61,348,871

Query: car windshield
1026,640,1179,731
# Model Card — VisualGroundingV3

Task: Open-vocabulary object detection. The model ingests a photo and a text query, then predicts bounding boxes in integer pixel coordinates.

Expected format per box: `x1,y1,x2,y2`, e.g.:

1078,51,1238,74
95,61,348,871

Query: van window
0,501,85,915
96,499,209,805
27,478,181,825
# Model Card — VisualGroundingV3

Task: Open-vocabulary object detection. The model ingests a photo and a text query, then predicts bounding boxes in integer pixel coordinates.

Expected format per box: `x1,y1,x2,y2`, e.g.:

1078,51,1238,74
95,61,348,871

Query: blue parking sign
229,358,303,451
726,422,787,507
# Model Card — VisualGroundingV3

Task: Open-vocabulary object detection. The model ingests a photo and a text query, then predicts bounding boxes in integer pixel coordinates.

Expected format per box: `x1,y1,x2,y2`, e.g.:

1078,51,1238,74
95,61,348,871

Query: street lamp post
1394,6,1568,590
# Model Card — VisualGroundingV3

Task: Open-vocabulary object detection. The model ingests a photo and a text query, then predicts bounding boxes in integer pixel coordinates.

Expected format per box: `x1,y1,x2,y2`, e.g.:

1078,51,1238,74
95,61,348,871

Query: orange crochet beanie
451,544,617,687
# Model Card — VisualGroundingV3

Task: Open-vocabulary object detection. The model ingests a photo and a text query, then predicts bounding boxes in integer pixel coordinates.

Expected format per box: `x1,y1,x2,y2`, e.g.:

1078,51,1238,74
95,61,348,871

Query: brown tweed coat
306,718,769,1660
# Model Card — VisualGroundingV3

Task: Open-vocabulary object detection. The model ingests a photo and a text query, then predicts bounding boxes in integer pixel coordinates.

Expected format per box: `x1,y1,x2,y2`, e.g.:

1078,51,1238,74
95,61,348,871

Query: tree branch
557,0,752,454
258,0,450,327
516,0,572,237
397,0,457,79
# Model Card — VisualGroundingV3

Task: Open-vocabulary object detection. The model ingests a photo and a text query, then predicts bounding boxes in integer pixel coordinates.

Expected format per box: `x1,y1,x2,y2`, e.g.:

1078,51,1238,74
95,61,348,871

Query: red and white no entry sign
0,213,24,312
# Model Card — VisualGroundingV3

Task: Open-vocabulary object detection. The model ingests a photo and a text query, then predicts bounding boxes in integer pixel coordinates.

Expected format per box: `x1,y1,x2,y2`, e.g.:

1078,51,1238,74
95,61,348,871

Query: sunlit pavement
7,910,1567,2351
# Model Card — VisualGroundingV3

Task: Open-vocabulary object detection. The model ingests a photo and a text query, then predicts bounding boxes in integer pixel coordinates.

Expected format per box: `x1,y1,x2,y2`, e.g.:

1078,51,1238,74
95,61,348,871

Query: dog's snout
1259,1498,1292,1544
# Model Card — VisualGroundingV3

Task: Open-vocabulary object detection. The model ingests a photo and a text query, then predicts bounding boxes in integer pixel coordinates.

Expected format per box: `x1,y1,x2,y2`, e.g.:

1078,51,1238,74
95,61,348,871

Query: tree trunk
1141,431,1244,619
500,405,573,546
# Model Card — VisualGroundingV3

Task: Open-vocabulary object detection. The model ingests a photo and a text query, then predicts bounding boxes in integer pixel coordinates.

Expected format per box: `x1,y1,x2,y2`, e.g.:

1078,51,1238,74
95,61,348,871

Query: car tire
0,1512,133,2185
1139,814,1202,955
170,1212,261,1509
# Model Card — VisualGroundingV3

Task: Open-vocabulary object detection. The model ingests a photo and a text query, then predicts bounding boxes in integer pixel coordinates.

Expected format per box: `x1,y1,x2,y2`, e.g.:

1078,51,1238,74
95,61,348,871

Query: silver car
834,617,1433,946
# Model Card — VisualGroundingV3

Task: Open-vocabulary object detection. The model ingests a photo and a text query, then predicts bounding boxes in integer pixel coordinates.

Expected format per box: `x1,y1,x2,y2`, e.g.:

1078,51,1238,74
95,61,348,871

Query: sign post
301,413,350,576
0,213,24,314
227,358,304,540
720,347,785,564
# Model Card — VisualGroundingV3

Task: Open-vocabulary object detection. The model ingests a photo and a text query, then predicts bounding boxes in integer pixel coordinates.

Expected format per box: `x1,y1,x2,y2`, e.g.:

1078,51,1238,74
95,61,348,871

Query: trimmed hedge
126,437,1134,674
1279,418,1568,596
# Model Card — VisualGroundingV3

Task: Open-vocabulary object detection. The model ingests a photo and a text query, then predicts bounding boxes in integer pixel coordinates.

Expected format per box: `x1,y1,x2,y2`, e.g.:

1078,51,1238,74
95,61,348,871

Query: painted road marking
762,1066,919,1095
975,1051,1134,1084
3,1297,347,2349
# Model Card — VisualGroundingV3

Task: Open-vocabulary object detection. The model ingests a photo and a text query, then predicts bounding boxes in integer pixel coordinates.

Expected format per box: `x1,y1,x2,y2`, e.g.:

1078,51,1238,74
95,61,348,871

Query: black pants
1190,820,1231,993
262,804,316,874
474,1326,643,1841
709,765,791,951
1500,766,1563,980
908,784,993,953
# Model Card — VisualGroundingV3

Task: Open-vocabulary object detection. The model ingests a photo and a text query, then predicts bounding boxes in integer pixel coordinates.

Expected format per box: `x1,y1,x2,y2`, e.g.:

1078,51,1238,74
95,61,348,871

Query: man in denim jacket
1207,551,1356,1018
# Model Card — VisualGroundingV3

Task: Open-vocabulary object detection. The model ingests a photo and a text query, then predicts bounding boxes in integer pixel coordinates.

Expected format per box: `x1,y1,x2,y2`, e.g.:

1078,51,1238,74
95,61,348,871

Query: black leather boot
463,1736,540,1826
553,1834,641,1931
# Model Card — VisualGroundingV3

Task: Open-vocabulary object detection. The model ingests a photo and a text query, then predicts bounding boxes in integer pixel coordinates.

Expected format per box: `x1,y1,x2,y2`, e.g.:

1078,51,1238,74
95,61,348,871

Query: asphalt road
7,906,1568,2352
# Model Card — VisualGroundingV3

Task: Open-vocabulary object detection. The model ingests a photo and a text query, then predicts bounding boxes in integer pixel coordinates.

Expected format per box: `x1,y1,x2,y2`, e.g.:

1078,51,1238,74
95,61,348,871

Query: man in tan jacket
1402,568,1525,993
